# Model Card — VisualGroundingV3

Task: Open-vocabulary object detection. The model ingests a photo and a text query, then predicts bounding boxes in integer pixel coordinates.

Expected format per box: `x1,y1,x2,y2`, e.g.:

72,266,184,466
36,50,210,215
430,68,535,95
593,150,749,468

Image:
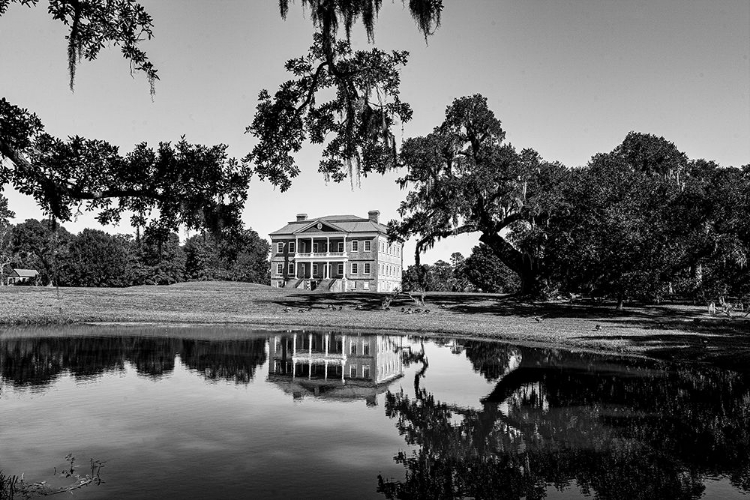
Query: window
289,242,295,253
313,242,318,253
313,263,319,275
364,263,371,274
277,242,284,254
276,263,283,274
338,242,344,252
337,263,344,275
352,240,359,252
363,281,369,290
350,342,357,355
362,343,370,355
288,263,295,274
362,365,370,378
350,365,357,378
351,263,358,274
364,240,371,251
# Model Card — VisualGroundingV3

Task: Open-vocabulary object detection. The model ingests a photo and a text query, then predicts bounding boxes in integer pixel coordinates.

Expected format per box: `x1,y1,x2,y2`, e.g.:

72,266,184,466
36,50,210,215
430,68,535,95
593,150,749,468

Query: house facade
267,332,404,402
5,268,39,286
269,211,403,292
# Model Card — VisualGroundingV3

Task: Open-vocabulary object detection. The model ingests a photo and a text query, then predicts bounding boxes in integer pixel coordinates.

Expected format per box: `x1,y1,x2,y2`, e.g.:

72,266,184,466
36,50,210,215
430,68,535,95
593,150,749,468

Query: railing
294,252,347,258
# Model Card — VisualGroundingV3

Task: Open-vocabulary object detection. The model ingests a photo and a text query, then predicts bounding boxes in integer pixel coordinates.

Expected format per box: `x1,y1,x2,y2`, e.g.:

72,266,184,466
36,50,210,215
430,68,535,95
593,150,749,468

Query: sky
1,0,749,266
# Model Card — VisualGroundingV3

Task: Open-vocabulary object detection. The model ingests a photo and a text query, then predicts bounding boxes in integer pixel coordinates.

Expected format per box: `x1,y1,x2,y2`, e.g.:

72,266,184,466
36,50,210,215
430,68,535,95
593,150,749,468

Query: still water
1,326,749,499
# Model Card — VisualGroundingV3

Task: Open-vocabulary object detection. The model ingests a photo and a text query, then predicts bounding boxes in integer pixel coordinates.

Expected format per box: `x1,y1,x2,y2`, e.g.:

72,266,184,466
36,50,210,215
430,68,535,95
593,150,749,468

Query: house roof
269,214,389,236
12,269,39,278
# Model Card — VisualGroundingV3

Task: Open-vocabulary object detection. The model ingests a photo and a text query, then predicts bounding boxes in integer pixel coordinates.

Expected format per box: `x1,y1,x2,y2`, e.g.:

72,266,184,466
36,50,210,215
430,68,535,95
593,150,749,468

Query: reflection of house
268,332,403,402
6,269,39,285
268,211,404,292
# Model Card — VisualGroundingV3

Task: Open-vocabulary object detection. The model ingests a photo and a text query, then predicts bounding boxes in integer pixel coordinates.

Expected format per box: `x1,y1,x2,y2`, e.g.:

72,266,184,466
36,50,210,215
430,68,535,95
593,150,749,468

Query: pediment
295,220,344,234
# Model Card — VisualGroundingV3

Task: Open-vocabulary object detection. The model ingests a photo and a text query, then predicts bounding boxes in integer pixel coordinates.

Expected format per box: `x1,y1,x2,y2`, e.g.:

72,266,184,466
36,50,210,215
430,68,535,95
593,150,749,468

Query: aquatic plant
0,454,104,499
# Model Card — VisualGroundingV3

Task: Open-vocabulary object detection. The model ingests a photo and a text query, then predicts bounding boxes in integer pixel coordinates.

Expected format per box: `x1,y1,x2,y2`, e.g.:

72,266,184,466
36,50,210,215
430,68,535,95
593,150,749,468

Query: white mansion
269,211,403,292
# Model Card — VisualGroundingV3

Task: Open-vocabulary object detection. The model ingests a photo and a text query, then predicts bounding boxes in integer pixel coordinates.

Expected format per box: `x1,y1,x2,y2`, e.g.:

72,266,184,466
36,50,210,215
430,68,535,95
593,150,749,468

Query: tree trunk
616,293,624,311
479,232,541,296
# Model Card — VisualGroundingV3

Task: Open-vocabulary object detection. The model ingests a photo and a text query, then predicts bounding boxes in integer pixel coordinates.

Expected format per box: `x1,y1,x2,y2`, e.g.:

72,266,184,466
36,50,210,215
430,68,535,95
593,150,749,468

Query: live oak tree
0,0,158,94
545,132,749,308
2,1,445,232
250,0,444,189
463,243,520,293
389,94,567,295
0,99,252,237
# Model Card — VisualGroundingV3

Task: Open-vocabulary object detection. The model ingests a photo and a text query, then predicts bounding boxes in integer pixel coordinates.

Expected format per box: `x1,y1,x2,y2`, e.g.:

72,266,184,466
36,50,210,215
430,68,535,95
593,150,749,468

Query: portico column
326,236,330,255
308,334,313,379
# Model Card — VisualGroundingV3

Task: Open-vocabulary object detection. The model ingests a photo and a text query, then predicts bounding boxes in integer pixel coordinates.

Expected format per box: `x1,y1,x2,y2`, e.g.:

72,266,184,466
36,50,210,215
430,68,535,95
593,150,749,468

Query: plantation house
269,211,403,292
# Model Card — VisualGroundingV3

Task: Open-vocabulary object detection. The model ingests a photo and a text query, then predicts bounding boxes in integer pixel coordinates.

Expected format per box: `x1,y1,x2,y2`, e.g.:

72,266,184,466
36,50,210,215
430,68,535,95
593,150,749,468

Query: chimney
296,213,308,221
368,210,380,224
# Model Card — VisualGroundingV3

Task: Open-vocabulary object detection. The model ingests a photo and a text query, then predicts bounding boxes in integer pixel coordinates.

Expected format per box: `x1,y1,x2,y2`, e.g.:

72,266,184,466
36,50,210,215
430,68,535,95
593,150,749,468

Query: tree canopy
390,94,567,295
0,0,158,93
1,97,252,233
249,0,444,188
1,0,446,230
545,133,750,305
5,217,270,287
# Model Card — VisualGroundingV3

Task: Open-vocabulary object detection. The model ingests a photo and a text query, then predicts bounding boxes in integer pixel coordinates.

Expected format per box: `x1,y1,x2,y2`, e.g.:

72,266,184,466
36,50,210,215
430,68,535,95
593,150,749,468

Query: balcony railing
294,252,347,258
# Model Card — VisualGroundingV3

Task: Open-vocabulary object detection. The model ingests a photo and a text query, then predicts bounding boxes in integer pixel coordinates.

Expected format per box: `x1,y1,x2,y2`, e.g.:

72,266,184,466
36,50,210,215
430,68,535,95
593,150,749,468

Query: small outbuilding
6,268,40,285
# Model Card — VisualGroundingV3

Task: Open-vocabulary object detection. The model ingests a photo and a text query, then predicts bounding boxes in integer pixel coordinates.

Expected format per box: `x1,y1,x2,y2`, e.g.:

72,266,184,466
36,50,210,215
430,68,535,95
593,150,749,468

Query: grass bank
1,281,748,370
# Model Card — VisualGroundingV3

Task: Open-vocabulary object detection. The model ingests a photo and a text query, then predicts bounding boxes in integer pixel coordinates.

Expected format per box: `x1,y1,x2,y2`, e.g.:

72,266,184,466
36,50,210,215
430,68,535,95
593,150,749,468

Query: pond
1,325,749,499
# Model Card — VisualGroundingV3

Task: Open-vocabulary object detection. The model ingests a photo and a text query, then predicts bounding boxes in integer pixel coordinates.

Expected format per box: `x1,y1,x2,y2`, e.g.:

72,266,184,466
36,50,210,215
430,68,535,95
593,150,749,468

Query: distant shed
7,268,39,285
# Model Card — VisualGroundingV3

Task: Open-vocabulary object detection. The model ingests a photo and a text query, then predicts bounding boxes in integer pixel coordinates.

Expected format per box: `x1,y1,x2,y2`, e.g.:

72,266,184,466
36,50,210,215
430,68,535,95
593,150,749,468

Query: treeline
393,96,750,306
0,217,270,287
0,335,268,387
402,249,520,293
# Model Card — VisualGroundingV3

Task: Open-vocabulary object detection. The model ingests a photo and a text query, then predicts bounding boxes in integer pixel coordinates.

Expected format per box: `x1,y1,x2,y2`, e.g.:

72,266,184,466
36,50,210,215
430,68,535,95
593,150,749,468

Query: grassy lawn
1,281,748,370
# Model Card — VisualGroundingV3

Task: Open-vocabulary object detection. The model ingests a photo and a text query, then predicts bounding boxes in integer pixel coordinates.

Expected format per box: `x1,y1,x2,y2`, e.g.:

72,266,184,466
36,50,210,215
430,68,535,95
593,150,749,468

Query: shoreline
2,281,748,371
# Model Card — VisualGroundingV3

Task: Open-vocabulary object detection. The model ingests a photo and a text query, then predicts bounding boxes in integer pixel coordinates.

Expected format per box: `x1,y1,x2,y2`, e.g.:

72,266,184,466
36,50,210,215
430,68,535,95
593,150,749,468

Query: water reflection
0,334,267,388
379,340,750,500
268,332,404,403
1,329,749,499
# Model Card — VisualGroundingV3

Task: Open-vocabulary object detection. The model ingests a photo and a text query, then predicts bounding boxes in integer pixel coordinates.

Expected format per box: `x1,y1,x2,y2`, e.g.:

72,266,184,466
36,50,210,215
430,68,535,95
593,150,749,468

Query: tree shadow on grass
576,318,750,372
267,291,725,319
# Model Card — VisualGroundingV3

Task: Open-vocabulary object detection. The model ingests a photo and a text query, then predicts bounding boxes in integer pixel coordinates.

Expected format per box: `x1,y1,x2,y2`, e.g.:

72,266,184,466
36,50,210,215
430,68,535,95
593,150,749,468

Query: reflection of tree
180,338,267,384
379,350,750,499
462,340,522,381
0,335,267,388
400,340,428,393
